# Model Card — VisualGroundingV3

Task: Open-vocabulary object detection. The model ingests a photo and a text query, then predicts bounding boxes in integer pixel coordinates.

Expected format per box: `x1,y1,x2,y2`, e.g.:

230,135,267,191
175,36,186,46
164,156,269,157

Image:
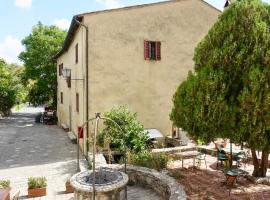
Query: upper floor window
144,41,161,61
76,93,79,113
58,63,63,76
75,43,78,63
60,92,63,104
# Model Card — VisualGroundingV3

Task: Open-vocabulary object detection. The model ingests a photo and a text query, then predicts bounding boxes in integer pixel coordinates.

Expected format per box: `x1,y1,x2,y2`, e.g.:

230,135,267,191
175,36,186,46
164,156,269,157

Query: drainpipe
74,17,89,156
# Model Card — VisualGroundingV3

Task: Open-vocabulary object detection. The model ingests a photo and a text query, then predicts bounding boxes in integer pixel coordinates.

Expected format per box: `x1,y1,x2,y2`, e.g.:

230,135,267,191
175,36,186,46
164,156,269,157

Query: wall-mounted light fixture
62,68,72,79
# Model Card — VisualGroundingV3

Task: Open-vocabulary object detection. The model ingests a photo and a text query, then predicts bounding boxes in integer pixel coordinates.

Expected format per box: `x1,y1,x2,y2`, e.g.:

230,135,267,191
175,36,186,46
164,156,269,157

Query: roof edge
54,0,221,60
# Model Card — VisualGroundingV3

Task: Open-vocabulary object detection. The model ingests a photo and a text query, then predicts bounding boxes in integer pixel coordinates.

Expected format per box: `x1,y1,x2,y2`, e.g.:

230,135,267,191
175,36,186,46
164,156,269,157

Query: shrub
0,180,10,189
129,151,169,171
100,106,149,153
28,177,47,189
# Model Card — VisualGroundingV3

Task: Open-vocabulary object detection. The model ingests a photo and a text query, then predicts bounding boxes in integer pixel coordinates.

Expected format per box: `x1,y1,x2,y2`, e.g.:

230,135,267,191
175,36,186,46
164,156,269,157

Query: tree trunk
251,148,269,177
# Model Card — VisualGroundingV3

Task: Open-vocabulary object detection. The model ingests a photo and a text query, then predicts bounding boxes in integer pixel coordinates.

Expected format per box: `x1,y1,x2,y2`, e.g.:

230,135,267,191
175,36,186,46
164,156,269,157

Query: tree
19,22,66,106
0,59,17,116
171,0,270,177
99,106,149,153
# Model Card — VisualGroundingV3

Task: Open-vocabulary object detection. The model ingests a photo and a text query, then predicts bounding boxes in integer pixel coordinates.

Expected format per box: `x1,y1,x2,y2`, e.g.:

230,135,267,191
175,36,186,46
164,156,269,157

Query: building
55,0,220,151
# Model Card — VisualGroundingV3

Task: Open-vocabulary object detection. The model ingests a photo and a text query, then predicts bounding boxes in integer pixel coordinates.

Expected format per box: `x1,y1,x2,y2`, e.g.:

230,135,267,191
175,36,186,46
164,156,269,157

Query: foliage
28,177,47,189
0,59,17,116
129,151,169,171
19,22,66,106
170,0,270,177
100,106,149,153
0,180,10,189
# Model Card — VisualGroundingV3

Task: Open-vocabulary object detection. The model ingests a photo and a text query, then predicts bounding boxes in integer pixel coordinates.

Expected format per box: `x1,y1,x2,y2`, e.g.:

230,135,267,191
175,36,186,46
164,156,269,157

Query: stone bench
61,123,69,132
67,131,77,143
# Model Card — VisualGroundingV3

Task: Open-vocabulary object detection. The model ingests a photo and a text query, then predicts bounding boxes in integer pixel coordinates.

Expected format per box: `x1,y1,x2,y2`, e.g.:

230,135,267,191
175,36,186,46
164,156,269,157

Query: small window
76,93,79,113
58,63,63,76
60,92,63,104
144,41,161,61
75,43,78,63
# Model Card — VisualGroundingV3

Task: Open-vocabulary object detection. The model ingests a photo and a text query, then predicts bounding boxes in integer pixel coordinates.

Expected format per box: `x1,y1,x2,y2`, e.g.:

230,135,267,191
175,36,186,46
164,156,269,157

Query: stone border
112,164,186,200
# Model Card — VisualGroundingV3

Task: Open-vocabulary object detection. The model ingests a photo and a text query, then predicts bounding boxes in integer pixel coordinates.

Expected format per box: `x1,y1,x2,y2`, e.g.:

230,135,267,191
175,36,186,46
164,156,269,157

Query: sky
0,0,269,64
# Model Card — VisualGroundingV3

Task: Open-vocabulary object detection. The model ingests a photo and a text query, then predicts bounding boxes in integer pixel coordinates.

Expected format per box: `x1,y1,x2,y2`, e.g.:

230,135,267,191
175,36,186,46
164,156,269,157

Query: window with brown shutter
58,63,63,76
144,40,161,61
60,92,63,104
76,93,79,113
75,43,78,63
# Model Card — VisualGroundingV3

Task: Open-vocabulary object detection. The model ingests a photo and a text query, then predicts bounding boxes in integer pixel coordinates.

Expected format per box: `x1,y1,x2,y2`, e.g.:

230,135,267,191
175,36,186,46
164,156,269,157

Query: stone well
70,167,128,200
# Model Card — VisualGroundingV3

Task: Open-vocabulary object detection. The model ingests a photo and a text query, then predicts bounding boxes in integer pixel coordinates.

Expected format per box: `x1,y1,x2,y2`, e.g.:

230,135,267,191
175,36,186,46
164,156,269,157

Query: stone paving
0,106,77,199
0,106,162,200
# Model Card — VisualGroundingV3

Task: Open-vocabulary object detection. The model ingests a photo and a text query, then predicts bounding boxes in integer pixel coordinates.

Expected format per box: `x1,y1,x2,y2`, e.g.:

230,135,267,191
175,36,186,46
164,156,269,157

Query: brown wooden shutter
76,93,79,112
144,40,150,60
155,41,161,60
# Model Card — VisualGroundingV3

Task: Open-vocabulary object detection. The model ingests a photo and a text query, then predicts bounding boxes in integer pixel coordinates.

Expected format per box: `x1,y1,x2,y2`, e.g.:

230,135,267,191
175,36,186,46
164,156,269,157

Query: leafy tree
0,59,17,116
19,22,66,106
171,0,270,177
99,106,149,153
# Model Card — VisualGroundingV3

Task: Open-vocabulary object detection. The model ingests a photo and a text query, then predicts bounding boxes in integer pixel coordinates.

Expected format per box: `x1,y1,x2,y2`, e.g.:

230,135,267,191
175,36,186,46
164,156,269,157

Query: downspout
74,17,89,156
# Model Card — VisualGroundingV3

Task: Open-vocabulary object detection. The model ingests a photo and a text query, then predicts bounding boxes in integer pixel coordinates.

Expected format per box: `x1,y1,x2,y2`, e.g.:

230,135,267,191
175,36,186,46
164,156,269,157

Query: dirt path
169,167,270,200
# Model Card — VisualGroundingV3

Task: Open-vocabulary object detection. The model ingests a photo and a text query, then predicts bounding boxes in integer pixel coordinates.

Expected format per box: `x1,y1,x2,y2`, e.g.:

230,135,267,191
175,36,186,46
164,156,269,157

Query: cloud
54,19,71,30
15,0,32,8
95,0,123,9
0,35,24,64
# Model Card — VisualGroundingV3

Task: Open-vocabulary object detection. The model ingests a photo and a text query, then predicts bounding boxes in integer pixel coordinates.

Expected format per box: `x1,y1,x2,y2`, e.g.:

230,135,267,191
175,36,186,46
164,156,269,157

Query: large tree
19,22,66,106
171,0,270,177
0,59,17,116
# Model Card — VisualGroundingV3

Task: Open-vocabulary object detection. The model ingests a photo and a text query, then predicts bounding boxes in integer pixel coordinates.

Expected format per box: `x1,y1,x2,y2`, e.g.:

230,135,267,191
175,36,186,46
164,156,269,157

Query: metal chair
232,151,247,169
196,153,207,168
217,147,228,167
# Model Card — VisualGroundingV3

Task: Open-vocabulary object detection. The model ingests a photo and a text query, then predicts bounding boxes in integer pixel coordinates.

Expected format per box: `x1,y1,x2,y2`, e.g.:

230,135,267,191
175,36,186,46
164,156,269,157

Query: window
76,93,79,113
75,43,78,63
60,92,63,104
58,63,63,76
144,41,161,61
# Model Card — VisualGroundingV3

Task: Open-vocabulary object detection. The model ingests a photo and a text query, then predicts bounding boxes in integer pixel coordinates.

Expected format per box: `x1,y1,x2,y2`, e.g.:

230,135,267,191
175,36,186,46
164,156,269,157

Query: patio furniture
217,147,228,167
232,151,247,168
170,151,200,168
195,153,207,168
222,168,248,195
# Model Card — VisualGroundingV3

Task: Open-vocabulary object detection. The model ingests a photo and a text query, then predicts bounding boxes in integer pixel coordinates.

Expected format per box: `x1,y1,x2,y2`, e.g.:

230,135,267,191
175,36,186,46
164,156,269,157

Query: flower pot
28,187,46,197
65,181,74,193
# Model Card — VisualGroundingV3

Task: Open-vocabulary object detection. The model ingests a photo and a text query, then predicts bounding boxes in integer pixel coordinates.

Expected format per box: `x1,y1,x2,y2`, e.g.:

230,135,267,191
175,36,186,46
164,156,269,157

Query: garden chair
217,146,228,167
195,148,207,168
232,151,247,169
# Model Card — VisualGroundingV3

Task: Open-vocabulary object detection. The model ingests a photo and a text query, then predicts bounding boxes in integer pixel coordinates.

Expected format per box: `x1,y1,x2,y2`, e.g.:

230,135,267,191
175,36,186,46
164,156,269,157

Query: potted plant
28,177,47,197
65,176,74,193
0,179,11,200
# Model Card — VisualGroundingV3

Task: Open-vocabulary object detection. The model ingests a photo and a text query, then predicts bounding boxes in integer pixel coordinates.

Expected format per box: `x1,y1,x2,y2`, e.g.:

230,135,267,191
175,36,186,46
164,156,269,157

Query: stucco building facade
55,0,219,149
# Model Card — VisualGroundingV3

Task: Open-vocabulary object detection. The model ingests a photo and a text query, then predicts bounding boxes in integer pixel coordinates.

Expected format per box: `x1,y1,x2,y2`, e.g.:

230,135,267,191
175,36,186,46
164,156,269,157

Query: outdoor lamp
62,68,71,79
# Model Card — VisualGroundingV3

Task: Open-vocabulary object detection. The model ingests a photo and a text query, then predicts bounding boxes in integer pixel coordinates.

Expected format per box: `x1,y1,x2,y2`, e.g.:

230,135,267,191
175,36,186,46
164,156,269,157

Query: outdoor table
0,188,11,200
171,151,200,168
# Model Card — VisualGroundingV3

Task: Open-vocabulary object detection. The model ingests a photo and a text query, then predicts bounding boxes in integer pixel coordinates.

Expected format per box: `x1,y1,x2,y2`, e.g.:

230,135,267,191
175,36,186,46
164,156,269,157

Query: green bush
28,177,47,189
100,106,149,153
129,151,169,171
0,180,10,189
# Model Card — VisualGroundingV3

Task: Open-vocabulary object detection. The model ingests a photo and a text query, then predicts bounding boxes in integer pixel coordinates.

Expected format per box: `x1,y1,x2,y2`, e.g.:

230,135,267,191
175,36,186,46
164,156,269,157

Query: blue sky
0,0,269,64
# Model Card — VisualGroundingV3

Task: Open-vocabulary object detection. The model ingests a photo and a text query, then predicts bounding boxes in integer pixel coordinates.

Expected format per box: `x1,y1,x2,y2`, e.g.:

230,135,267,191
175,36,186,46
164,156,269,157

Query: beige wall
57,0,219,137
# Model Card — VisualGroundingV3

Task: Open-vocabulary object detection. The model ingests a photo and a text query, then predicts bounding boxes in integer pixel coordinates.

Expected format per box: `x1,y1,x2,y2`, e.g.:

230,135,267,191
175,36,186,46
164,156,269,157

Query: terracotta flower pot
65,181,74,193
28,187,46,197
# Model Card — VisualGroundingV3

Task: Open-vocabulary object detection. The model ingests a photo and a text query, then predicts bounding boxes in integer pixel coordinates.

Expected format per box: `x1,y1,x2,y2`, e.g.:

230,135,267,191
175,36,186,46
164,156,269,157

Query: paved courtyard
0,106,161,200
0,106,77,199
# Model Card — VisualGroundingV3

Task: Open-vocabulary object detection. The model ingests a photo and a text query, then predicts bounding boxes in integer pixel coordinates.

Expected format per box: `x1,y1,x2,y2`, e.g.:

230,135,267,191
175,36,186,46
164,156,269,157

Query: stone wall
115,165,186,200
